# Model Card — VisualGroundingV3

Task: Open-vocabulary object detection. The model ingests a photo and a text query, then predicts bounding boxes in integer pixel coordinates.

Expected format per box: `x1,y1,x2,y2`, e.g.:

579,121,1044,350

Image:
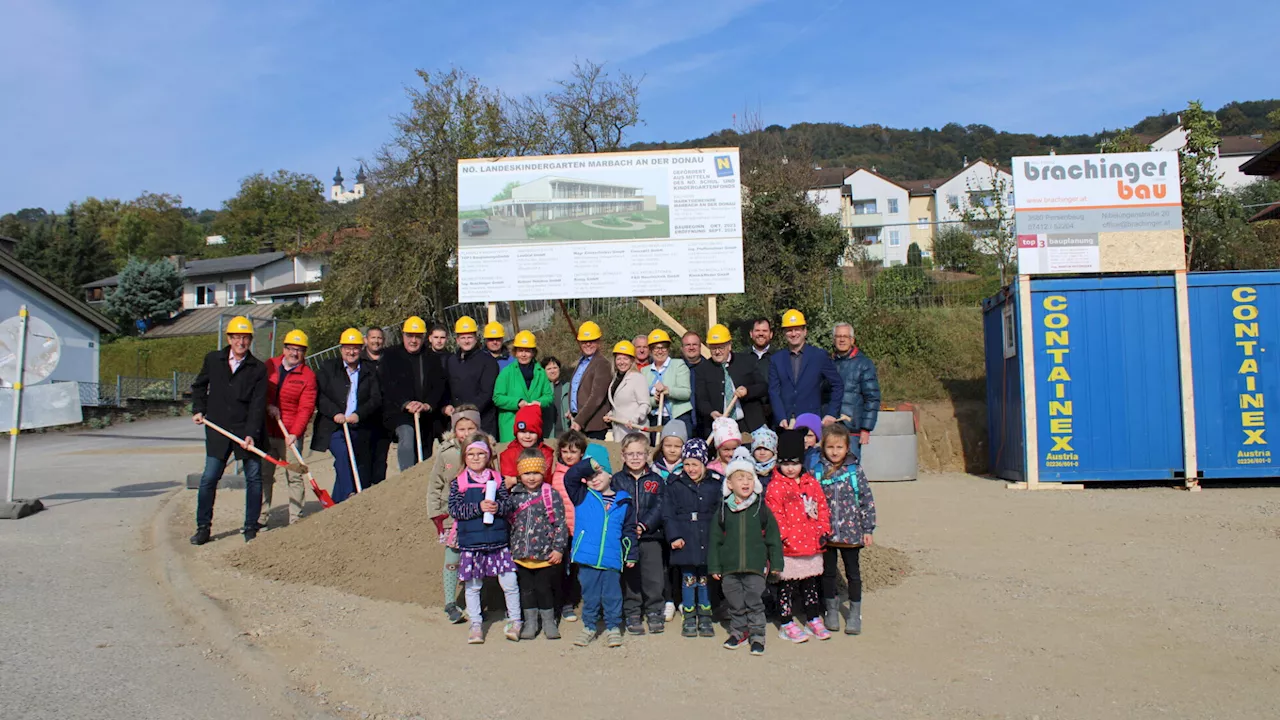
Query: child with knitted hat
662,438,724,638
750,426,778,491
499,404,555,483
764,429,832,643
425,405,483,624
707,416,744,474
448,434,521,643
709,448,783,655
508,448,569,640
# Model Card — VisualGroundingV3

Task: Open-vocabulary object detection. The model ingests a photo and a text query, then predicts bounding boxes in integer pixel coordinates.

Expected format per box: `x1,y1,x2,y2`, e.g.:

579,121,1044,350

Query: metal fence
80,372,200,407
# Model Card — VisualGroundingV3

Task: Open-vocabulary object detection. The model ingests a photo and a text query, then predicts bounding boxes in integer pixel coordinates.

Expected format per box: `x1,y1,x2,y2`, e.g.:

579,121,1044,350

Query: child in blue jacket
563,457,639,648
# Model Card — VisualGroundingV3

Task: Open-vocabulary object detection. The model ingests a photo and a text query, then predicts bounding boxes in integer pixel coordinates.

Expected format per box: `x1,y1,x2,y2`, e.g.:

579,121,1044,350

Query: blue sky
2,0,1277,213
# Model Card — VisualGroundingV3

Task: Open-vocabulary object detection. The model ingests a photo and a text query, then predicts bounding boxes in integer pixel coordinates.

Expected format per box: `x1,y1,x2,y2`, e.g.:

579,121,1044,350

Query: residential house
1240,139,1280,222
844,168,911,266
1149,127,1267,190
903,178,941,252
0,245,115,387
83,251,329,310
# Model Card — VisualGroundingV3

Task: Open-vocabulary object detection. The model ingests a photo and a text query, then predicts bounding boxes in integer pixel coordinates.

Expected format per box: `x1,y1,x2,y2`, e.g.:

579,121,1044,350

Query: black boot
681,611,697,637
697,610,715,638
242,527,258,543
189,526,211,545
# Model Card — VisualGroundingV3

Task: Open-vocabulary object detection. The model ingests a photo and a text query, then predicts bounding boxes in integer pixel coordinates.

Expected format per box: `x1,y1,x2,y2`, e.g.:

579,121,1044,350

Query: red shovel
277,419,334,508
202,418,300,471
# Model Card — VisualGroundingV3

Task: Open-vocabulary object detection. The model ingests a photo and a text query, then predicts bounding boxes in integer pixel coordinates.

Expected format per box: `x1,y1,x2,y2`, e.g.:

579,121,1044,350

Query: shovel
342,421,363,493
276,419,334,508
202,418,305,473
413,411,424,465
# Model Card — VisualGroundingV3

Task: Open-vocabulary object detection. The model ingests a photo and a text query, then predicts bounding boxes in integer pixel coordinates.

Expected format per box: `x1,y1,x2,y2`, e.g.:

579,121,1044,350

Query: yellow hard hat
454,315,478,334
707,323,732,345
647,328,672,345
340,327,364,345
402,316,427,334
283,329,309,348
612,340,636,357
512,331,537,349
483,321,505,340
577,321,602,342
225,316,254,335
781,309,807,328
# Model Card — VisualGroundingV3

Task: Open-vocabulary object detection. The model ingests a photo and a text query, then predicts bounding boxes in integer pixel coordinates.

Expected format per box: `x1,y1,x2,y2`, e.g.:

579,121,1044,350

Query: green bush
907,242,923,267
628,212,646,221
527,224,552,238
933,226,982,273
99,334,217,382
872,266,935,304
593,215,627,227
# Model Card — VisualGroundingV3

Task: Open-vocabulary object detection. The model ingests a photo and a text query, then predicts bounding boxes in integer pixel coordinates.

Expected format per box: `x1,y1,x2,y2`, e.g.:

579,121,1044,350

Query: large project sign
1012,151,1184,274
456,148,744,302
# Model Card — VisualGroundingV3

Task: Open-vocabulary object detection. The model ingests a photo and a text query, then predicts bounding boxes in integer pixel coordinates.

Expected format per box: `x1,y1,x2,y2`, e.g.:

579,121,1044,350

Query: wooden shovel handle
202,418,287,467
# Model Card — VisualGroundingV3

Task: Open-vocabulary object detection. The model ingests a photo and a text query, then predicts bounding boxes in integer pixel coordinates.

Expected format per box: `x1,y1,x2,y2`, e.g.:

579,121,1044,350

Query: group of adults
187,308,881,545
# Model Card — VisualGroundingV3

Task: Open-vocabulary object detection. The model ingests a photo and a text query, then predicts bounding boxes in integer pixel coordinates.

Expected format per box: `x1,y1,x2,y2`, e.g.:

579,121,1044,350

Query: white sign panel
1012,151,1184,274
456,148,744,302
0,383,83,431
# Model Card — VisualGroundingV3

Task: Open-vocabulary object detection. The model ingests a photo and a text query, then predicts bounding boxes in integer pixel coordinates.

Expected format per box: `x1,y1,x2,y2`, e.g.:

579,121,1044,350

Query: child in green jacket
709,450,784,655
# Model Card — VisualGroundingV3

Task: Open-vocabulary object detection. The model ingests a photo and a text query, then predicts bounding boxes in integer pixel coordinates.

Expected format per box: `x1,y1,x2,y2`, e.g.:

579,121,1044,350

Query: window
889,230,901,247
853,200,878,215
229,282,249,304
195,284,216,307
917,217,929,228
887,198,899,214
946,194,960,210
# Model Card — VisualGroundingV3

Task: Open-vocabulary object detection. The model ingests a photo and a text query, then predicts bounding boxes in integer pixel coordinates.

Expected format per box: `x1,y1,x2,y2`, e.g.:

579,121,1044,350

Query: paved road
0,417,275,720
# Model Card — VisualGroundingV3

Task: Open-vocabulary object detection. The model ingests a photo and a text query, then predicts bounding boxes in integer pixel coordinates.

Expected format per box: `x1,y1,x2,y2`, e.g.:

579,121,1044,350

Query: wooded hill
628,100,1280,181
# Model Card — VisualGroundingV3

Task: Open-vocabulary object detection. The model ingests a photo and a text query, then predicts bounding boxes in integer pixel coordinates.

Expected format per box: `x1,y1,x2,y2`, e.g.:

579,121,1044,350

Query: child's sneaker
697,615,715,638
626,616,646,636
605,628,623,648
722,631,748,650
504,620,521,642
749,641,765,656
646,614,665,634
562,605,578,622
663,602,676,622
573,627,596,646
444,603,466,624
778,621,809,643
805,617,832,640
681,613,697,637
467,624,484,644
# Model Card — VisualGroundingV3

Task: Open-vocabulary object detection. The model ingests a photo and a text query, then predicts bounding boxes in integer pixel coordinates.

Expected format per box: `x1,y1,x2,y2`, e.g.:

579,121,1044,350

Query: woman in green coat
493,330,555,441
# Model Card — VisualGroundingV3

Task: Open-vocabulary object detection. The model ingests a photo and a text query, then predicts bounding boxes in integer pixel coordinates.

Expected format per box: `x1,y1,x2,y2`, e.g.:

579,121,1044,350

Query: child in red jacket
499,405,555,484
764,429,832,644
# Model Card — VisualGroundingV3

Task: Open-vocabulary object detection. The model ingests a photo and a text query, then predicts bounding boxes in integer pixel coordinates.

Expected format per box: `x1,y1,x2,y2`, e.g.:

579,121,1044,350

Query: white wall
295,255,326,283
254,257,294,291
934,161,1014,226
1151,127,1259,190
847,170,911,266
0,271,101,385
183,271,254,309
806,186,844,217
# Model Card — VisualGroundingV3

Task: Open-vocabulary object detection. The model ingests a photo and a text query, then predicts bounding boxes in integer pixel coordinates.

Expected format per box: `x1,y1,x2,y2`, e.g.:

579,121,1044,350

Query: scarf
721,362,743,420
755,456,776,476
725,491,758,513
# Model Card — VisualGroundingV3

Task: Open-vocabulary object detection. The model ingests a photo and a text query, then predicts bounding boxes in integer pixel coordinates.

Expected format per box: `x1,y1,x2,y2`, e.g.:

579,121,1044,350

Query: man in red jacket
260,329,318,527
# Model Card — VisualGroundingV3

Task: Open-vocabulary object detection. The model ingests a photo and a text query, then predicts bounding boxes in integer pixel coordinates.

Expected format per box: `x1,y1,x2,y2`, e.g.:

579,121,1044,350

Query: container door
1030,276,1184,482
1188,271,1280,479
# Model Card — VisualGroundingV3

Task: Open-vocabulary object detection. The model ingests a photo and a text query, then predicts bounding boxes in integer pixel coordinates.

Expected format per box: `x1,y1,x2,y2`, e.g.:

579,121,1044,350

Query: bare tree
546,60,643,153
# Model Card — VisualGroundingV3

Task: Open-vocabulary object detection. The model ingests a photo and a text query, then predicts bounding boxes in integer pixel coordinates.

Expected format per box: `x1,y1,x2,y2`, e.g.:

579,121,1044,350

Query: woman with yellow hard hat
604,339,650,441
491,330,554,442
641,328,693,436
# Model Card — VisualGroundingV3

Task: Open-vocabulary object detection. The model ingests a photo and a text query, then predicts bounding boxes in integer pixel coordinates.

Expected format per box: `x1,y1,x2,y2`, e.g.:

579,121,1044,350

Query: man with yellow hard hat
483,321,514,371
359,327,390,487
567,320,613,439
190,315,268,545
767,309,844,430
444,315,500,436
260,328,318,528
382,316,448,470
311,328,382,503
641,328,692,436
694,323,768,433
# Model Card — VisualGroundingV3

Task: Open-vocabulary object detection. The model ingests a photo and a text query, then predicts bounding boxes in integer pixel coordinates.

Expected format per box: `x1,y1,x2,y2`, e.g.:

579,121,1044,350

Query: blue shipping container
1188,271,1280,478
983,275,1186,482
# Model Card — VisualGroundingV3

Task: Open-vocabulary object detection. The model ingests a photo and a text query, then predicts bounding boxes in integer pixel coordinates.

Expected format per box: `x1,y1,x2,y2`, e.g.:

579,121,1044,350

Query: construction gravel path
0,418,279,720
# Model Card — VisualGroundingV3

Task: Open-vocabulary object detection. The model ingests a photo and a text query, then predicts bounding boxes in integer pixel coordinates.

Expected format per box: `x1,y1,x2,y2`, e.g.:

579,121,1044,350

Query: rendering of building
489,176,657,221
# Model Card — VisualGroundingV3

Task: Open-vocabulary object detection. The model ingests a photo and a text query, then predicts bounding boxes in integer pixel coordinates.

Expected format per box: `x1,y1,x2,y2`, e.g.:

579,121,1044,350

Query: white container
860,410,917,481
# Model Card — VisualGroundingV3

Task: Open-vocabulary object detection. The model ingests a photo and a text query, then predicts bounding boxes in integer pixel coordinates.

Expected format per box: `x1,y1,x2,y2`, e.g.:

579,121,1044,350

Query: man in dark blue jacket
832,322,880,461
768,309,844,430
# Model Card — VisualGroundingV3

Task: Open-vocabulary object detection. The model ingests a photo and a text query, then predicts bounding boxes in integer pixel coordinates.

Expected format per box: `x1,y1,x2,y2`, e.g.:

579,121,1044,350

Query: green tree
1098,128,1151,153
105,257,184,334
1180,100,1233,270
932,225,980,273
109,193,201,265
212,170,326,254
951,169,1015,283
907,242,923,267
491,181,520,202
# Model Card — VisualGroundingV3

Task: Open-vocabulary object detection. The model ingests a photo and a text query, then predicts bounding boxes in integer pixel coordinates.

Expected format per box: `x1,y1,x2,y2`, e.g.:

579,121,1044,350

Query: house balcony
846,212,884,228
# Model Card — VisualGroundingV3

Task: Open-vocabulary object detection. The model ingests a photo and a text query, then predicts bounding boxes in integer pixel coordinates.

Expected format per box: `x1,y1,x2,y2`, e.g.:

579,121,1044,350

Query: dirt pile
227,461,911,608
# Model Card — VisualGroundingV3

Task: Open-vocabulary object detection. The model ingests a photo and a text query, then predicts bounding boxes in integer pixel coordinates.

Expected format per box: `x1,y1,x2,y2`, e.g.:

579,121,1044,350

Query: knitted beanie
722,447,759,495
710,416,741,449
750,426,778,454
681,438,710,464
794,413,822,440
514,404,543,436
660,421,689,443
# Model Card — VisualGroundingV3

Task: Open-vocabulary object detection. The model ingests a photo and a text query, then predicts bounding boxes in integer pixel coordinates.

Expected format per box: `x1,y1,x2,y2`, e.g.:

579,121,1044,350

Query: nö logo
714,155,734,177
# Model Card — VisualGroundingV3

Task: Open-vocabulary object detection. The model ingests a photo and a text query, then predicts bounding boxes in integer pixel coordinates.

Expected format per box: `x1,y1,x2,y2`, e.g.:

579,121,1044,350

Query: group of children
425,403,877,654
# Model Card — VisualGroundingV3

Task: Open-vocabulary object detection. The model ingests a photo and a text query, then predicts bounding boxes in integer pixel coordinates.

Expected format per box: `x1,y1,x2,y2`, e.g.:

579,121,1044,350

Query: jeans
196,451,262,532
721,573,767,642
368,425,389,487
578,565,623,631
394,423,429,472
622,539,666,620
678,566,710,616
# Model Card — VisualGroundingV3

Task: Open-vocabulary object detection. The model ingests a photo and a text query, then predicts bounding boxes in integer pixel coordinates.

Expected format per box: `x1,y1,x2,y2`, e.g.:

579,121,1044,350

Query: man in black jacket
694,323,769,434
190,316,268,545
360,327,389,486
312,328,382,503
381,316,447,470
443,315,499,437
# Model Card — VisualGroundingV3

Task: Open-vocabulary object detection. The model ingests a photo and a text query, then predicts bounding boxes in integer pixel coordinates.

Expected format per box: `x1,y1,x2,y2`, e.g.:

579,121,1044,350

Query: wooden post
1013,275,1041,490
707,295,717,328
486,302,497,324
509,301,521,334
1174,270,1200,491
638,297,709,358
557,300,577,338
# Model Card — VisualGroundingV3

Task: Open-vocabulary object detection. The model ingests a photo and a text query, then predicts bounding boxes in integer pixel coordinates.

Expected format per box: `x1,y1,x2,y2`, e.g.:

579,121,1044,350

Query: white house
931,160,1014,229
844,168,911,266
84,251,329,310
1150,127,1267,190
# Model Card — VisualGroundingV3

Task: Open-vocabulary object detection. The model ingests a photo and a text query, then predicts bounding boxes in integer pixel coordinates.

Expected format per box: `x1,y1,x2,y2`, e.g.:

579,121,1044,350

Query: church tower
330,167,345,202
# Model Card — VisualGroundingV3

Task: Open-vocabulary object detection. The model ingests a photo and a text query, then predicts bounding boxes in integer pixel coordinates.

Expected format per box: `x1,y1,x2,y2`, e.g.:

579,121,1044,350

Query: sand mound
227,457,912,608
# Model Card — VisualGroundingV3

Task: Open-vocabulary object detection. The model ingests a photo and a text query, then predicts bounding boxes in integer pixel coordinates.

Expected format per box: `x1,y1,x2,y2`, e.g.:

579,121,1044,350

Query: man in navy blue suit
767,309,844,430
